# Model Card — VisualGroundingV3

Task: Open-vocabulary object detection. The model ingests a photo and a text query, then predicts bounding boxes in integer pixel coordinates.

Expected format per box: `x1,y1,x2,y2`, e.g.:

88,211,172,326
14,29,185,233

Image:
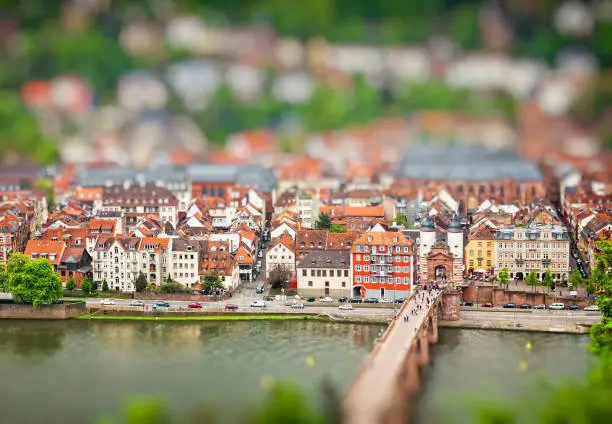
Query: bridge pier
428,311,438,344
417,332,429,366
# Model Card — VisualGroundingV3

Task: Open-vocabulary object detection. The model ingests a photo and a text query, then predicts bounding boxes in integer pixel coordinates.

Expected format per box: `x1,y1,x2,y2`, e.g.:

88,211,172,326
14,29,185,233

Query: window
341,282,346,287
302,270,307,277
356,254,361,261
317,270,321,277
469,260,474,266
364,255,370,261
487,260,491,266
478,242,482,247
403,256,408,262
308,281,313,287
364,276,370,283
364,265,369,271
311,269,315,277
356,245,361,252
356,265,361,271
344,270,349,277
469,250,474,256
329,270,334,277
395,246,400,252
322,270,327,277
356,276,362,282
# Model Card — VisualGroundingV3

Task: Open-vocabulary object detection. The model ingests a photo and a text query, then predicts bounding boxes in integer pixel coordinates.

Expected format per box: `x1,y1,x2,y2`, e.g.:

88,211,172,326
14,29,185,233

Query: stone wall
0,302,86,319
134,292,231,302
461,285,590,307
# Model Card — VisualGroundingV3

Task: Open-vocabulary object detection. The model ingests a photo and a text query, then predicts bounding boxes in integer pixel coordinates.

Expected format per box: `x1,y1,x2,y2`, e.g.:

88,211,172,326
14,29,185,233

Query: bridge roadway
343,290,441,424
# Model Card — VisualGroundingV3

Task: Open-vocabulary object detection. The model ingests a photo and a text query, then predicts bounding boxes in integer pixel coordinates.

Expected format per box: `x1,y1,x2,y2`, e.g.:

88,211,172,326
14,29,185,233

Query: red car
188,302,203,309
225,304,239,311
481,302,494,308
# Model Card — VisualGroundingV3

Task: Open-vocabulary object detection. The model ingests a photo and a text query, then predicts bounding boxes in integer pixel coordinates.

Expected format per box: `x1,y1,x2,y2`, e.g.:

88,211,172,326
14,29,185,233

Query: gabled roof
24,240,66,265
234,245,254,264
352,230,414,252
269,233,296,254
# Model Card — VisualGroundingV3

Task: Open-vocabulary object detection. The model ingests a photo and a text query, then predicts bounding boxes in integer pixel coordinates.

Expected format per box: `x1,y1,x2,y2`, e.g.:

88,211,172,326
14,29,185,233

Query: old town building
493,224,570,282
169,239,201,288
297,251,351,298
265,234,296,279
350,230,415,300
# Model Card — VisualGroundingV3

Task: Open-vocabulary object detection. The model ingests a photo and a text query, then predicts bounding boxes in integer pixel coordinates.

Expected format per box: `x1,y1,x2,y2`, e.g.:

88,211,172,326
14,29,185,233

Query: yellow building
464,226,495,275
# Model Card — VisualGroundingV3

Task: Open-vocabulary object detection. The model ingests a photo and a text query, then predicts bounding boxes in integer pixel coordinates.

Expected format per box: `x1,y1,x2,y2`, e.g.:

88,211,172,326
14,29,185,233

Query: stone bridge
343,289,460,424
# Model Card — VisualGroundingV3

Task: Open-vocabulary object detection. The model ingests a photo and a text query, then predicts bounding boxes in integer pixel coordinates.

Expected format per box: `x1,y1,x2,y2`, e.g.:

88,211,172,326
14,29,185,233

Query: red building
350,230,415,300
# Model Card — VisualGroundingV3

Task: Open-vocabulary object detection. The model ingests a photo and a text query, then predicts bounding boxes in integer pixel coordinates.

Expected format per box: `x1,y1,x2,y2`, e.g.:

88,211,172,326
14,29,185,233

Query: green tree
80,276,92,294
542,269,554,292
525,270,539,292
102,279,109,292
203,272,225,293
394,214,412,228
314,213,331,230
497,267,510,289
160,282,186,294
569,268,584,291
65,277,76,291
0,253,63,307
329,224,347,233
589,239,612,356
134,272,148,293
268,264,291,290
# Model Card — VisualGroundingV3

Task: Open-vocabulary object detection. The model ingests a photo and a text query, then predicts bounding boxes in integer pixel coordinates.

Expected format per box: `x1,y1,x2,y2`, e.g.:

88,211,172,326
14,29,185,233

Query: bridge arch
352,285,365,297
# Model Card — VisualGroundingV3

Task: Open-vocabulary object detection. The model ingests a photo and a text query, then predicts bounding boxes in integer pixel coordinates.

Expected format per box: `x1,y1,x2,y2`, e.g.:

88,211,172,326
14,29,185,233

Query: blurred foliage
0,91,58,164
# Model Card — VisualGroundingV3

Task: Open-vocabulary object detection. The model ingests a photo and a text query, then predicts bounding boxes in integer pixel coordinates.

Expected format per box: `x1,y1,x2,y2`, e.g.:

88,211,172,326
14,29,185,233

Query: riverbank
440,319,591,334
77,312,390,325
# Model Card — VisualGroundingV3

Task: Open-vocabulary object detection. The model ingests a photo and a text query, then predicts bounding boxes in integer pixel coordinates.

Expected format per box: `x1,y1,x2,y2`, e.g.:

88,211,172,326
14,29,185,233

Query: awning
475,269,486,273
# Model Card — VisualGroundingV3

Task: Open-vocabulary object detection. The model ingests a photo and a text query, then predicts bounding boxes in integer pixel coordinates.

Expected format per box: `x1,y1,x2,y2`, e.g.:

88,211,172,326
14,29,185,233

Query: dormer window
31,253,38,259
49,254,56,261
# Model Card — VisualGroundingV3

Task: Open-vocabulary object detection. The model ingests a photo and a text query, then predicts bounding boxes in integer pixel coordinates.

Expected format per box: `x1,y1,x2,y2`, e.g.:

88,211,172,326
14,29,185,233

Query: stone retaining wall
0,302,86,319
461,285,590,307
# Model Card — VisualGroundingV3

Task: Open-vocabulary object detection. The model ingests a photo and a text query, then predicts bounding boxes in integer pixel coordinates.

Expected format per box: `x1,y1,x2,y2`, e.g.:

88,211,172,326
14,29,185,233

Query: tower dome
448,216,462,233
421,216,435,231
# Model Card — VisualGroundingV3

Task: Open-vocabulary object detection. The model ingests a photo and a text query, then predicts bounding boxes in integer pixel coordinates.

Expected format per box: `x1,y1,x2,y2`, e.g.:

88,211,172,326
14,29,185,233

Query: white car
378,299,393,304
258,251,263,258
584,305,599,312
319,297,333,303
129,300,145,307
101,299,116,306
549,302,565,310
290,303,304,309
250,300,266,308
338,304,353,311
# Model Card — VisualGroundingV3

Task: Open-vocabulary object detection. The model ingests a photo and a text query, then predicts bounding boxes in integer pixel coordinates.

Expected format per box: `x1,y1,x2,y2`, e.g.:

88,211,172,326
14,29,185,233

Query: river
0,321,592,424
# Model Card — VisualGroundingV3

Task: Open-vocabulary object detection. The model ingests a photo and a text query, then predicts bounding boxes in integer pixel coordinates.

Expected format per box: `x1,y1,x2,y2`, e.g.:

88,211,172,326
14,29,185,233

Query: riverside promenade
343,289,448,424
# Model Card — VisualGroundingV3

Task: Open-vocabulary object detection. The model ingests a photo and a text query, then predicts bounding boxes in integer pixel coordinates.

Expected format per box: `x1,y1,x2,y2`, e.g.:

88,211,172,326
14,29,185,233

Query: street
461,309,601,326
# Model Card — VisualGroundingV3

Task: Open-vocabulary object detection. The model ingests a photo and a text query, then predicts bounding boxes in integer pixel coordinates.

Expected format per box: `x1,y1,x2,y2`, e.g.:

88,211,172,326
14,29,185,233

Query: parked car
534,304,547,310
54,299,64,304
225,304,238,310
395,297,405,303
258,251,263,258
549,302,565,310
338,304,353,311
290,303,304,309
463,301,473,307
307,297,316,302
573,252,578,258
584,305,599,312
481,302,493,307
129,300,145,307
378,298,393,304
350,297,363,303
264,295,274,301
152,301,170,308
519,304,531,309
502,303,516,308
319,297,333,303
577,259,582,264
568,304,581,311
338,297,348,303
101,299,115,306
250,300,266,308
188,302,203,309
364,298,378,304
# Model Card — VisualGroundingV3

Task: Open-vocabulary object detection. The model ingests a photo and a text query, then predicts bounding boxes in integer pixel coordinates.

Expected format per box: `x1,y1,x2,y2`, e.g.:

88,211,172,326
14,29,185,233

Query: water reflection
0,321,66,359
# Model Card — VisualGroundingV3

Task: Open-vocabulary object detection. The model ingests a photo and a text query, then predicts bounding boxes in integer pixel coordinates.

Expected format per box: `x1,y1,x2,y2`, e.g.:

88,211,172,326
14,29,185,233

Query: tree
102,279,109,292
0,253,63,307
160,282,186,294
542,270,554,292
589,239,612,356
314,213,331,230
134,272,148,293
394,214,412,228
329,223,347,233
165,275,172,284
80,277,92,294
569,268,584,291
203,271,225,294
268,264,291,290
526,270,539,292
497,267,510,288
65,277,76,291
